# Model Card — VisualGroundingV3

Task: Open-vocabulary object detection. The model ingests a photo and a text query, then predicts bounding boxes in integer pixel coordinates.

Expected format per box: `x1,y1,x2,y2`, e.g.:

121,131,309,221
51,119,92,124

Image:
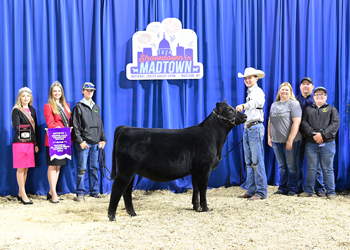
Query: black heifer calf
108,100,247,221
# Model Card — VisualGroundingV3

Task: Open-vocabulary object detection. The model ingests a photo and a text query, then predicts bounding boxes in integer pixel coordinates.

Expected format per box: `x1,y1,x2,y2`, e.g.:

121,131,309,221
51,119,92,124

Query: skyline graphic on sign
126,18,203,80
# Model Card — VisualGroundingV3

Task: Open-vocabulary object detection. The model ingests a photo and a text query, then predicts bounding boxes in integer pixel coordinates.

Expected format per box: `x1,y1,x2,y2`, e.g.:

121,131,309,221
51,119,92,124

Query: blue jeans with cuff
243,123,267,199
75,142,100,196
304,141,336,196
272,140,301,195
297,137,325,194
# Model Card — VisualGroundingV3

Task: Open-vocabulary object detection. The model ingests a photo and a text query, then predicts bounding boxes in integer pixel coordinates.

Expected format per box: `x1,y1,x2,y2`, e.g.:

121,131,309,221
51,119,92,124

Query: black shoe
274,190,284,195
16,195,21,201
18,196,33,205
287,192,296,196
50,199,60,204
48,193,63,201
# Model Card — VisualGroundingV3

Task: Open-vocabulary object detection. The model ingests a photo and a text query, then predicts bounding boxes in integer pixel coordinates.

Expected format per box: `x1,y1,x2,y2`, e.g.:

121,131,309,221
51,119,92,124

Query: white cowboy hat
238,67,265,79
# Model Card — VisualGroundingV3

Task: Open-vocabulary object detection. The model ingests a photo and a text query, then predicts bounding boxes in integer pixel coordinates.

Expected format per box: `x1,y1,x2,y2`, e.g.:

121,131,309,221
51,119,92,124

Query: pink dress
13,142,35,168
12,108,35,169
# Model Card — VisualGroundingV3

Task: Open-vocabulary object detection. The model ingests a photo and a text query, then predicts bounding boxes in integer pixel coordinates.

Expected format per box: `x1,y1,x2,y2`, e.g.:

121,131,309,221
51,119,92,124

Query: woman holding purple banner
11,87,39,205
44,81,72,203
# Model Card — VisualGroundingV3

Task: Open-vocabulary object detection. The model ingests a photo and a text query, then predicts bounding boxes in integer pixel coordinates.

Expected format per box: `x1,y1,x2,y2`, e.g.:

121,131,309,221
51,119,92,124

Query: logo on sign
126,18,203,80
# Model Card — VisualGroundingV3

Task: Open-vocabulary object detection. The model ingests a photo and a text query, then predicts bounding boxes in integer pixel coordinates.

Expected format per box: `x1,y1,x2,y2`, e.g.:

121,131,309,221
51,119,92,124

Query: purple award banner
48,127,72,161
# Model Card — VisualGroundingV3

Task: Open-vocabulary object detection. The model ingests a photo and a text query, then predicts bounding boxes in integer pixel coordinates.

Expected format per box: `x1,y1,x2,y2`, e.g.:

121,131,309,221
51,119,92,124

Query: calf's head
213,99,247,126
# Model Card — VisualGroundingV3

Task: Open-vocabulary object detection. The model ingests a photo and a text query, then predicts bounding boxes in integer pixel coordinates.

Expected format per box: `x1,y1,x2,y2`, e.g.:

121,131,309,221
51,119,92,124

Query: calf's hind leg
108,175,133,221
123,176,136,216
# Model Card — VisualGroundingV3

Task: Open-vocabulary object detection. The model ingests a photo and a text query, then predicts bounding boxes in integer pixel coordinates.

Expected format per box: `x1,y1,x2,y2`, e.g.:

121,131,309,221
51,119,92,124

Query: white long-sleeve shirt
243,84,265,124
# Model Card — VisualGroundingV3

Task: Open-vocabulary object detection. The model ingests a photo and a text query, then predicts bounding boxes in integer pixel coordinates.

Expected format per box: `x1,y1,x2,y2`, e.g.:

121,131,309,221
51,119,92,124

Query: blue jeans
75,142,100,196
297,137,325,194
243,123,267,198
272,140,301,194
304,141,336,196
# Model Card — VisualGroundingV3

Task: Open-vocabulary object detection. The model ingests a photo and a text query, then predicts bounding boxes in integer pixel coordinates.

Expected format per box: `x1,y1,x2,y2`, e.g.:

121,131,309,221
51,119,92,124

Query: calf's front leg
191,174,200,211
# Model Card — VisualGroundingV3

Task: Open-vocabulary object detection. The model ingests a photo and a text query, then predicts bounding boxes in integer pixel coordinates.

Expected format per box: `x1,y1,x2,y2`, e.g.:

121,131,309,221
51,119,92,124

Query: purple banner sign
48,127,72,161
127,18,203,80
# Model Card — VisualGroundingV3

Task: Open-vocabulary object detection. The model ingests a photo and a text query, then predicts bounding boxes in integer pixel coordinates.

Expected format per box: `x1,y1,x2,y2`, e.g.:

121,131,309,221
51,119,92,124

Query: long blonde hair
12,87,33,114
48,81,72,116
275,82,297,102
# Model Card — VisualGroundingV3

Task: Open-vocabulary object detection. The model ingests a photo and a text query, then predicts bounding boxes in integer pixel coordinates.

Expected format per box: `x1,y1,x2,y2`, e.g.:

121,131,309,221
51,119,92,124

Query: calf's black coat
108,100,247,221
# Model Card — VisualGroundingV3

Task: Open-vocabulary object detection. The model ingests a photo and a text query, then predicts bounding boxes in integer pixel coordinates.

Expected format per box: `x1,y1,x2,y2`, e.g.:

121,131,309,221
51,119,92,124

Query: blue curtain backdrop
0,0,349,196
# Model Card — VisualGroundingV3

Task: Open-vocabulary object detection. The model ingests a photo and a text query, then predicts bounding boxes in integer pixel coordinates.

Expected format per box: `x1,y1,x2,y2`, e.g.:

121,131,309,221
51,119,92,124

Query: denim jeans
75,142,100,196
272,140,301,194
304,141,336,196
297,137,325,193
243,123,267,198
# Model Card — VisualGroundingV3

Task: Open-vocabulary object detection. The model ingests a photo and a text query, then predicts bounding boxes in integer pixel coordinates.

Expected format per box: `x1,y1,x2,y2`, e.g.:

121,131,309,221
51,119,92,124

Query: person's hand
35,146,39,153
286,139,293,151
313,133,323,144
98,141,106,149
80,141,89,149
236,104,244,112
268,138,273,148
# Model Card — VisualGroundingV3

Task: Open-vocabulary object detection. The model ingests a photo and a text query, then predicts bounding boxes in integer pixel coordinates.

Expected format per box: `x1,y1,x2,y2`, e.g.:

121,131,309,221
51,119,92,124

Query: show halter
212,110,237,126
212,110,243,162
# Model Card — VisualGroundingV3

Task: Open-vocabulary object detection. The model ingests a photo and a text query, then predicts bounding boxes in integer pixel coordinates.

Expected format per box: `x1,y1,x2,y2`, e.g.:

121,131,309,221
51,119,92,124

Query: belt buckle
247,121,258,129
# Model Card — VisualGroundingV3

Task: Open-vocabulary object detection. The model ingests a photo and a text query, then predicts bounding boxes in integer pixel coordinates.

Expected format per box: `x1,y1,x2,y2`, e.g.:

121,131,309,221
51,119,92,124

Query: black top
72,101,107,144
12,106,39,144
301,103,340,143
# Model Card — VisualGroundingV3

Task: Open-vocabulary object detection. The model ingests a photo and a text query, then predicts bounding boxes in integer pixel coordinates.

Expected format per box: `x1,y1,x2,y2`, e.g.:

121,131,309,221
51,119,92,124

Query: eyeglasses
314,94,326,97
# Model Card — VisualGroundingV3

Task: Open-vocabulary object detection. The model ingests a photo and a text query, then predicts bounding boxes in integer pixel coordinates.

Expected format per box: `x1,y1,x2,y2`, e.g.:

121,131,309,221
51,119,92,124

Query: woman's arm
44,104,60,128
286,117,301,150
267,119,273,148
11,108,21,133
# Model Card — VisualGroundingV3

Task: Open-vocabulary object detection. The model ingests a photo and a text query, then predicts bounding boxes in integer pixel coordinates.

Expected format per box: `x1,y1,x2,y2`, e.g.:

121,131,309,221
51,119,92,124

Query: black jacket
301,103,339,143
72,101,107,144
12,106,39,144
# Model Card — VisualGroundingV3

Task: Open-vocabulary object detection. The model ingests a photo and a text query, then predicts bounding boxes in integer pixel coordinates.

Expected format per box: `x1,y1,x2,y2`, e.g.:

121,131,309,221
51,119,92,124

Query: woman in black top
11,87,39,205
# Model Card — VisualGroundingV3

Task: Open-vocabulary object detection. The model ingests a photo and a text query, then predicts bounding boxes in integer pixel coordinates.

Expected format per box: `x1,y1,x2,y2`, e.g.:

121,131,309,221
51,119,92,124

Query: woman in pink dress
44,81,72,203
11,87,39,205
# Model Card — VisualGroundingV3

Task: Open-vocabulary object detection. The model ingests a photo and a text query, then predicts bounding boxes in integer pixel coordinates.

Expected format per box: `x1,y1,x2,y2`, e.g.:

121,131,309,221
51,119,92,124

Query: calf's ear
222,99,227,104
214,102,222,113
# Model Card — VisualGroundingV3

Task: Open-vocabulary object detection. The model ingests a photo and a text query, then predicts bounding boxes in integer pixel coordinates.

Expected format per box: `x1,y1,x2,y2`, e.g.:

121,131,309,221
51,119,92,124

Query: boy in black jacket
299,87,339,199
72,82,107,201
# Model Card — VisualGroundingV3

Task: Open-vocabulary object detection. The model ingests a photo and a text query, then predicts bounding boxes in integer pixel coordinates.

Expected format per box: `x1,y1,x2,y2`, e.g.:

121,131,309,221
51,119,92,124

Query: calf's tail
111,126,125,180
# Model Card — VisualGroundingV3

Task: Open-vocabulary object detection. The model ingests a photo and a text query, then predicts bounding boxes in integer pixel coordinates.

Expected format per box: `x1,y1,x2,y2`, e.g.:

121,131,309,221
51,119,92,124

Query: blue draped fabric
0,0,349,196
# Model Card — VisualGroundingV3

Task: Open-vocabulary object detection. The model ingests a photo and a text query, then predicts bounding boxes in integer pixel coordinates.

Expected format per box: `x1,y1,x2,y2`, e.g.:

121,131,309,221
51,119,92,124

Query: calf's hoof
200,207,211,212
127,211,137,217
193,204,200,212
108,213,116,221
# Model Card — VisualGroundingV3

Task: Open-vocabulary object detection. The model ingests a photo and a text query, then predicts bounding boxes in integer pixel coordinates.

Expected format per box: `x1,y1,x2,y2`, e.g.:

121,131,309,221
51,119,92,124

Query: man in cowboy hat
296,77,325,196
236,67,267,200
